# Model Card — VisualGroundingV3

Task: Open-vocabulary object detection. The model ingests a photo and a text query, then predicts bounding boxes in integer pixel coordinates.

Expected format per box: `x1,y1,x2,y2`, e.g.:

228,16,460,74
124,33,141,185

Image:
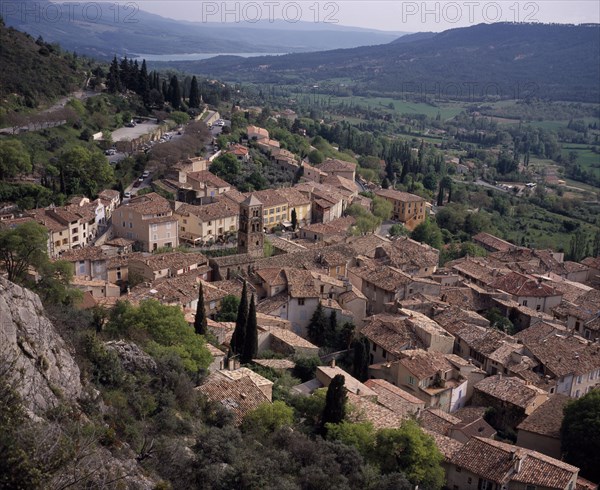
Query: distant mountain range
154,22,600,103
2,1,405,59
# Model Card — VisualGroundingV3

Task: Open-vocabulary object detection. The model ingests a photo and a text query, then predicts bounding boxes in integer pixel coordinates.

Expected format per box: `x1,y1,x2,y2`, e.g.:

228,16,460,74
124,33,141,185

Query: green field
562,144,600,172
310,93,465,120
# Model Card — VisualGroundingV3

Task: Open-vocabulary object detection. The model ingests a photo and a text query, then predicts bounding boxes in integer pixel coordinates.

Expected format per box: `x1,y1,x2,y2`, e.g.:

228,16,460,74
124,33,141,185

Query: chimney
330,359,336,368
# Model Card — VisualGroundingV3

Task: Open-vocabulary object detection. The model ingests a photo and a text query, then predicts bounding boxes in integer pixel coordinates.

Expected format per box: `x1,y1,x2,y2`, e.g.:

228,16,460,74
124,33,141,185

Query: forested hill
161,22,600,102
0,19,89,109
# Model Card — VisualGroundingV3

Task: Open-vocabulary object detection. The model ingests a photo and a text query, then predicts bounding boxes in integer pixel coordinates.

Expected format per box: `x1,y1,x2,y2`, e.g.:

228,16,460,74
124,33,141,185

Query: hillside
158,22,600,102
2,1,405,59
0,19,88,109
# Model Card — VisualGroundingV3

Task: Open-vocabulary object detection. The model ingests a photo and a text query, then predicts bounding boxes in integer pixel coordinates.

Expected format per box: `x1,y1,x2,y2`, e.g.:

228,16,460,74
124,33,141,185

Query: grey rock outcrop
0,277,82,415
105,340,158,373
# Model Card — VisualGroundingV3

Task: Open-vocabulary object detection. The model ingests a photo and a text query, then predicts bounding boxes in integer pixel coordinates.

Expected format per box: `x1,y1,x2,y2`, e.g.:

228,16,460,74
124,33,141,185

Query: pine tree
307,302,327,345
138,59,150,104
241,294,258,364
321,374,347,433
194,282,208,336
189,76,200,108
230,280,248,358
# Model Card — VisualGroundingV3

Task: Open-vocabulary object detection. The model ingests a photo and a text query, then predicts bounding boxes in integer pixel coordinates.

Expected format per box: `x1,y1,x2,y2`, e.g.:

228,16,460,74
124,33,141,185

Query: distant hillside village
2,119,600,490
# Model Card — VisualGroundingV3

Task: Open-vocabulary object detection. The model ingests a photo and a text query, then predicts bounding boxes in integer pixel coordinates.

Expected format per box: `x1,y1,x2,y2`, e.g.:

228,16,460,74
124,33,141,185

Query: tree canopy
561,389,600,482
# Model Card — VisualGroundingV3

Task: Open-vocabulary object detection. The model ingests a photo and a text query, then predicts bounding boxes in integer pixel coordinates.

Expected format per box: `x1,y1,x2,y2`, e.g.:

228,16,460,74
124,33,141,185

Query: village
2,114,600,490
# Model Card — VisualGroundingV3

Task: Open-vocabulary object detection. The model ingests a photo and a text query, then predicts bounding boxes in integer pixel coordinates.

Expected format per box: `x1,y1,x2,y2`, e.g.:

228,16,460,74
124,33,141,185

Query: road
0,89,97,134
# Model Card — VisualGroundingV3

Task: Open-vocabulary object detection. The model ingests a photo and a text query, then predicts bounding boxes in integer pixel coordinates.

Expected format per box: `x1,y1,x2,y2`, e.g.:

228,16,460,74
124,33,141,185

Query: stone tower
238,194,264,258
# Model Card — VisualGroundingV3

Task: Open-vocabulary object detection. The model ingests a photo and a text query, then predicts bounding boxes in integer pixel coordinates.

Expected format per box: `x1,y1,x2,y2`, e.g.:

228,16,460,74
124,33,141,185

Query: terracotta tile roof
253,359,295,370
98,189,120,200
106,252,146,269
246,125,269,139
253,243,354,272
255,267,286,287
197,374,270,425
398,349,455,380
125,192,173,216
424,429,464,460
450,437,579,487
215,367,273,390
521,331,600,377
434,305,490,329
489,271,560,298
453,406,488,423
129,271,201,306
187,170,231,189
364,379,424,416
176,200,238,222
419,408,461,435
218,188,246,205
375,188,424,203
317,366,378,397
347,392,404,430
576,477,598,490
345,234,391,257
256,292,288,314
318,158,357,173
563,288,600,321
375,237,439,271
439,286,488,311
453,416,497,440
517,394,570,438
321,174,359,193
361,314,424,357
350,263,413,291
262,325,319,350
59,246,106,262
244,189,288,208
104,237,135,247
450,257,502,284
206,343,226,357
582,256,600,270
268,236,307,253
131,252,208,272
283,268,318,298
226,144,249,156
474,375,546,409
275,187,311,207
473,232,517,252
300,216,355,236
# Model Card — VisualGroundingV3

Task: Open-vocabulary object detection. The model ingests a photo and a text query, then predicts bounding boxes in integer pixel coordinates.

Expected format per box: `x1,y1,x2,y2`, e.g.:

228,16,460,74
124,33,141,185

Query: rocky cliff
0,276,82,416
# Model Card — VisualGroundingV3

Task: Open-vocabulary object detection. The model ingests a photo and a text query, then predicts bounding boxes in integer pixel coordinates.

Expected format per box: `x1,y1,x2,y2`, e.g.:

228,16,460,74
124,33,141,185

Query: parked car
133,180,142,188
142,170,150,178
124,191,131,199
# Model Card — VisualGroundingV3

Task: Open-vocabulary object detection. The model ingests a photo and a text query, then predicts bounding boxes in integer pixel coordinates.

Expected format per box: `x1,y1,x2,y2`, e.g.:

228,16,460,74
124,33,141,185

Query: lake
132,52,285,61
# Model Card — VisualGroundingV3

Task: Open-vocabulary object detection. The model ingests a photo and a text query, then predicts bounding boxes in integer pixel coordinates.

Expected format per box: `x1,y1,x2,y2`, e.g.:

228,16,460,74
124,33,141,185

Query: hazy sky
133,1,600,31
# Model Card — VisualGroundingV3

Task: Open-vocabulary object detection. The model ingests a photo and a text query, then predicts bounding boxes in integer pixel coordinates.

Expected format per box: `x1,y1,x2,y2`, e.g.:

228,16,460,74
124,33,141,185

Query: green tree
194,282,208,336
217,294,240,322
411,219,443,250
373,420,445,489
326,421,376,458
308,149,324,164
0,221,48,282
106,299,211,372
388,224,409,237
568,228,588,262
307,302,327,345
0,140,32,179
169,111,190,125
189,75,201,108
326,310,338,347
35,259,81,306
321,374,347,433
291,208,298,231
241,294,258,364
241,401,294,438
209,153,241,183
372,196,393,221
230,280,248,359
561,389,600,482
168,75,181,109
292,356,321,382
263,238,273,257
485,307,516,335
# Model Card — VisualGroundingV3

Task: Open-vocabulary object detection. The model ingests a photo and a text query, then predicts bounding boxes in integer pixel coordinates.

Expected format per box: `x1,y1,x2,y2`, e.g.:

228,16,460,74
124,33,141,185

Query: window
153,234,158,241
522,300,528,306
129,222,133,228
467,477,472,484
152,224,157,231
577,375,583,384
276,207,280,213
183,219,187,224
122,221,126,227
298,298,305,306
408,376,415,386
456,467,461,473
536,304,541,311
269,208,274,214
166,222,172,229
210,301,216,309
526,485,537,490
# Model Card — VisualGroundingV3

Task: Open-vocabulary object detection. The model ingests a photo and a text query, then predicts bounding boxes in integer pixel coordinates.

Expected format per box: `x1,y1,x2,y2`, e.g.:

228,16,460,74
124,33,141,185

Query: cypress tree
139,60,150,104
169,75,181,109
189,76,200,108
326,310,338,347
161,80,168,101
194,282,208,336
241,294,258,364
321,374,347,432
291,208,297,231
307,302,327,346
230,280,248,358
352,337,370,381
107,56,121,93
